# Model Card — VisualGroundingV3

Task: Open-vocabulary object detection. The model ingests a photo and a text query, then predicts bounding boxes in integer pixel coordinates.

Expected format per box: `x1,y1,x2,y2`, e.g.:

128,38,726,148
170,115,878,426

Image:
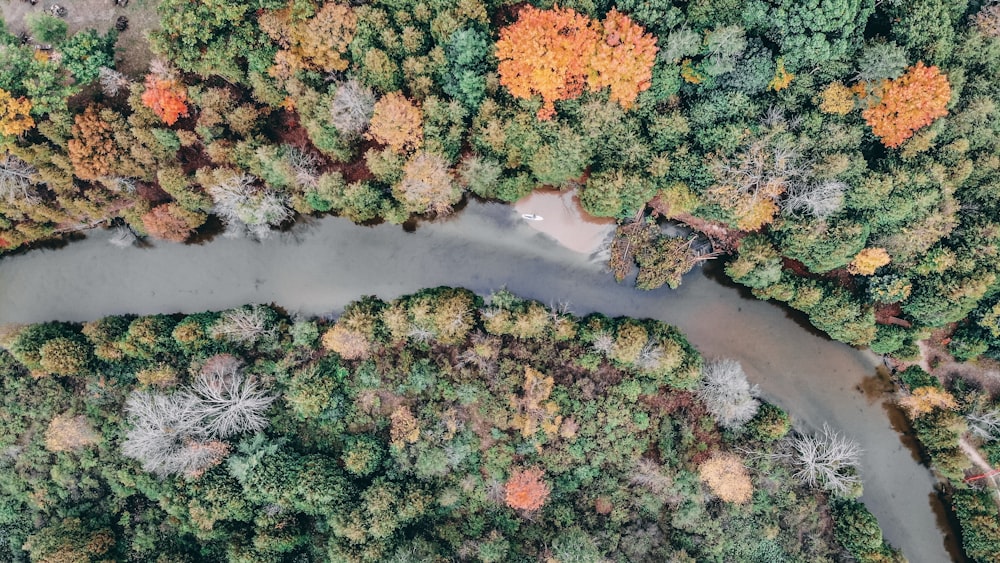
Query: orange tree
141,75,189,126
862,62,950,148
496,6,657,120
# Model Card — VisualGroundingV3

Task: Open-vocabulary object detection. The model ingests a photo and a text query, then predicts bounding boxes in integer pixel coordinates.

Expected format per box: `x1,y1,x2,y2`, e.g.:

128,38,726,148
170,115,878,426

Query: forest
2,0,1000,559
0,288,900,562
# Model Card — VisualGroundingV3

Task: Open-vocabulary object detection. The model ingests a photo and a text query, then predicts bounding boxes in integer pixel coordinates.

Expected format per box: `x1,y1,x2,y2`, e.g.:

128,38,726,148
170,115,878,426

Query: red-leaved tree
862,62,950,148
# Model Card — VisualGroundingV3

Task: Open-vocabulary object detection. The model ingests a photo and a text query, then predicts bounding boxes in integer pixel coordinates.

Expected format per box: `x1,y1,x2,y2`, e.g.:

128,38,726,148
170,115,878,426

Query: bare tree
780,424,863,496
285,146,320,189
968,408,1000,441
0,153,41,203
783,180,847,219
208,173,292,239
330,78,376,139
590,331,614,356
98,66,130,97
186,356,274,438
635,341,665,371
121,390,212,476
407,324,435,344
211,306,273,346
698,358,760,429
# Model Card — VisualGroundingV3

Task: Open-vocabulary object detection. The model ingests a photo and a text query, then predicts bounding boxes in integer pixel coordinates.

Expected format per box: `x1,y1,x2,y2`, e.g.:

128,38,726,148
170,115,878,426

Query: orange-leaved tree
862,62,950,149
496,6,597,120
505,466,550,511
141,75,189,126
589,9,658,110
0,88,35,137
67,105,118,181
496,6,657,120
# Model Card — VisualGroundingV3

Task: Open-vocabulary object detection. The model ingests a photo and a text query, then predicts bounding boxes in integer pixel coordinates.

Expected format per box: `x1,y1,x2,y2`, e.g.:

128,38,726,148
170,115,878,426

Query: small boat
521,214,544,221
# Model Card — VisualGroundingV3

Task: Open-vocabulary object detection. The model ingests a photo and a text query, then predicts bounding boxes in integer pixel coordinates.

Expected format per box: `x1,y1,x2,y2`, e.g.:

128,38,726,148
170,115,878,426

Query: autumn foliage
261,2,357,79
68,105,118,181
848,247,891,276
505,466,550,511
698,452,753,504
367,92,423,153
141,75,189,126
141,203,205,243
496,7,657,119
862,62,950,148
898,386,957,419
0,89,34,137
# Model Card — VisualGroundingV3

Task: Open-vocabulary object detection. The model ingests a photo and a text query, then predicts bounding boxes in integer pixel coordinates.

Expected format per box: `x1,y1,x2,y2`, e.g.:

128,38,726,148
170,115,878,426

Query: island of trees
2,0,1000,559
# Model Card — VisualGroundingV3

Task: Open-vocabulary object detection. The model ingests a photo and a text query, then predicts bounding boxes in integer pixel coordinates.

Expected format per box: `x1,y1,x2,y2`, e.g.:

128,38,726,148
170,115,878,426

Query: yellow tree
0,89,34,137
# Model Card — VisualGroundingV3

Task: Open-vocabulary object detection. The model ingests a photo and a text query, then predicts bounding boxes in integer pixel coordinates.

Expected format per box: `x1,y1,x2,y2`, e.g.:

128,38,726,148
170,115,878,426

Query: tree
495,6,657,119
185,354,275,438
0,153,40,203
26,14,67,45
395,151,461,215
60,29,117,85
588,9,658,110
204,170,291,238
443,28,491,110
367,92,423,153
210,305,275,346
141,75,189,126
496,6,598,120
781,424,863,495
975,3,1000,38
67,105,119,180
847,247,891,276
898,386,957,419
122,356,273,476
767,0,873,70
862,62,950,149
698,358,760,429
329,79,375,140
262,2,357,79
38,337,90,375
44,413,100,452
698,452,753,503
505,467,550,511
141,203,206,243
0,88,34,137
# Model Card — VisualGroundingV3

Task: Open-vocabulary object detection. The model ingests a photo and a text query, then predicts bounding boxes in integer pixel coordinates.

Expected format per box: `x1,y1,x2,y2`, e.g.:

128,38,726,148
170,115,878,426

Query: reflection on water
0,201,960,562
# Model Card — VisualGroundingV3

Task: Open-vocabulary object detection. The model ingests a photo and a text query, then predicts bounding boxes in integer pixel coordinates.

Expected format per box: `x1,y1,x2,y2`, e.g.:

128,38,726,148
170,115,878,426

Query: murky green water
0,201,959,562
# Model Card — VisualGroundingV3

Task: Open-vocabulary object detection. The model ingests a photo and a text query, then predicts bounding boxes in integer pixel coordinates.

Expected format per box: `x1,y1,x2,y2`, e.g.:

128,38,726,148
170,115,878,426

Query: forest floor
0,0,158,76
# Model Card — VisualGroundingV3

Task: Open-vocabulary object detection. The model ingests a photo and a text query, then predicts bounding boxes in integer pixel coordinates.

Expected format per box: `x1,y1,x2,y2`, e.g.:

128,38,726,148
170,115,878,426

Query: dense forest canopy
3,0,1000,559
0,288,901,561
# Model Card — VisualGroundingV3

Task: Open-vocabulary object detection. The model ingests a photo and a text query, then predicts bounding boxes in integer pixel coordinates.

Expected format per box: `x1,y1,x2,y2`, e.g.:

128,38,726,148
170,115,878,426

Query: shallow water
0,201,958,562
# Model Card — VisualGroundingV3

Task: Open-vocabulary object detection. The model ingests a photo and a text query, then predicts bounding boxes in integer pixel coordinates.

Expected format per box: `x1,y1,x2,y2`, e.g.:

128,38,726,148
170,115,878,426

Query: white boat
521,214,544,221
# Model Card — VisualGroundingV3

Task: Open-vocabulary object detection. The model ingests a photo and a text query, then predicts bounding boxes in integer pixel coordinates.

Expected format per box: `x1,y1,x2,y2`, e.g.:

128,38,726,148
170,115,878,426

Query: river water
0,201,958,562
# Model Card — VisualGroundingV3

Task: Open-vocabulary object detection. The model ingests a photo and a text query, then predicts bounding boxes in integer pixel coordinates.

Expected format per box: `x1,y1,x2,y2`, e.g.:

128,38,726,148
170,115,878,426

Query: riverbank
0,200,958,561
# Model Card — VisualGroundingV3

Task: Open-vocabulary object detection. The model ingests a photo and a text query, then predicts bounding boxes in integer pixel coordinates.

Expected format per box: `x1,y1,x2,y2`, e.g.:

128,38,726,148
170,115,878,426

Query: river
0,201,958,562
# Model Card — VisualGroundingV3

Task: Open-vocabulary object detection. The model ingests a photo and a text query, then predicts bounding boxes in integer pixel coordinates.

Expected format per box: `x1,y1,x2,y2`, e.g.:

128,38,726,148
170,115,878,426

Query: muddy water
0,201,956,562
